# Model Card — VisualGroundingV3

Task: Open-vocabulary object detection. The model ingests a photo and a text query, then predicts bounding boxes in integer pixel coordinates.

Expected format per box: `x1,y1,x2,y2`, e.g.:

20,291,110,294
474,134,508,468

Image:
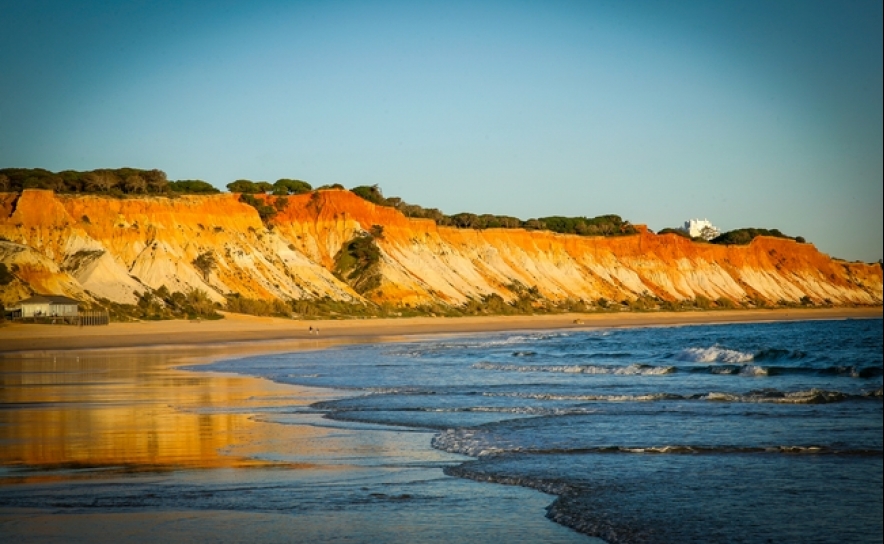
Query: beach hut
12,294,80,318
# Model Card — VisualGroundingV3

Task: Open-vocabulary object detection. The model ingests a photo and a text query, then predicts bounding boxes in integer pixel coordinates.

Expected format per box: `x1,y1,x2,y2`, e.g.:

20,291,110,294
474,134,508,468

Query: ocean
0,317,880,543
200,317,883,543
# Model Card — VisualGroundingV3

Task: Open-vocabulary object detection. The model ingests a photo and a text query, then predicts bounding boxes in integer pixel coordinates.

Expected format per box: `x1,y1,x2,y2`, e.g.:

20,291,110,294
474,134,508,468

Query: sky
1,0,881,262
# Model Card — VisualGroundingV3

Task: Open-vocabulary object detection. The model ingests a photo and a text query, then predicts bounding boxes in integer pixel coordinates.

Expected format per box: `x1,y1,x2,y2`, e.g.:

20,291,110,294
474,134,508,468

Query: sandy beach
1,307,880,354
1,307,880,543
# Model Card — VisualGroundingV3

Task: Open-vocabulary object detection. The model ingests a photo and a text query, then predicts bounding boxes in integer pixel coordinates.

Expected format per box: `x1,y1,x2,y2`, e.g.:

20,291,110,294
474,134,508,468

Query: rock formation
1,189,881,309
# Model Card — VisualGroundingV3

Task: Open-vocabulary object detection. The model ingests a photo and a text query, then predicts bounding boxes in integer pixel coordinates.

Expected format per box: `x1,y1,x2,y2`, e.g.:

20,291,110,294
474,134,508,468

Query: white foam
739,365,769,376
472,362,676,376
677,346,755,363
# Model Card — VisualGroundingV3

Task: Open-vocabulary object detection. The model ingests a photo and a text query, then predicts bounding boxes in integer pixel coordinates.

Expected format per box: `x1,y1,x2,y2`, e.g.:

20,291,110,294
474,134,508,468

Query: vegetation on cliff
710,228,805,246
0,167,227,198
91,286,222,322
1,168,806,244
348,184,638,236
334,229,383,294
656,225,806,246
226,178,313,196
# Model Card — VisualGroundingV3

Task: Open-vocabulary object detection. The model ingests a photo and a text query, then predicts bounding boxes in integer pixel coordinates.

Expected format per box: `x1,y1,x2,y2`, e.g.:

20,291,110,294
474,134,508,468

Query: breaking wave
676,346,755,363
485,388,879,404
472,362,676,375
432,428,880,458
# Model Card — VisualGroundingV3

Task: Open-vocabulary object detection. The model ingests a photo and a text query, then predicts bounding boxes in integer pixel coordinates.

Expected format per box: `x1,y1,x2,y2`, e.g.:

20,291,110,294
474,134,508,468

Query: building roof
15,294,81,306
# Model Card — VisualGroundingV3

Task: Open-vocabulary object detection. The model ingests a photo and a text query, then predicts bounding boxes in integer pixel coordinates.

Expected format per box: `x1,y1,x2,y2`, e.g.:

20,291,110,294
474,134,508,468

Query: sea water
203,318,882,543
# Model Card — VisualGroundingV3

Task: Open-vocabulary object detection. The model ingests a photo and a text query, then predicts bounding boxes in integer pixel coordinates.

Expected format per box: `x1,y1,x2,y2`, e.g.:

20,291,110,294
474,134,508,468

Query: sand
1,307,880,354
0,310,615,543
0,307,879,543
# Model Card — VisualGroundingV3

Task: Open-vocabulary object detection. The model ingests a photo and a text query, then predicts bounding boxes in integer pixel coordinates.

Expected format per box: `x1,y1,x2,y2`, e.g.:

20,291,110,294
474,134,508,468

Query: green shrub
0,263,15,285
192,251,216,280
226,295,289,316
711,228,799,245
350,185,389,206
334,233,382,294
169,180,220,194
694,294,712,310
239,193,277,221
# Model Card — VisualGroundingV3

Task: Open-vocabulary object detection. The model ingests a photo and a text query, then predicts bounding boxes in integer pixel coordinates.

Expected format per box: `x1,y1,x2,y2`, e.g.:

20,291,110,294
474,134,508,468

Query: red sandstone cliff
1,189,880,308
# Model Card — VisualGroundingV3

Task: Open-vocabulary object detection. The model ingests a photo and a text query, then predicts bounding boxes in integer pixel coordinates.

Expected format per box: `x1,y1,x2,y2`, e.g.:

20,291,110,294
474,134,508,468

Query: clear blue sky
1,0,881,262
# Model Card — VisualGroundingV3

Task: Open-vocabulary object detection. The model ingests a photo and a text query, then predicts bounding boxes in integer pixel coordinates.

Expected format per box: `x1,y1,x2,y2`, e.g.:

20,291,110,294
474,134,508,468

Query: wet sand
0,325,605,542
0,307,879,542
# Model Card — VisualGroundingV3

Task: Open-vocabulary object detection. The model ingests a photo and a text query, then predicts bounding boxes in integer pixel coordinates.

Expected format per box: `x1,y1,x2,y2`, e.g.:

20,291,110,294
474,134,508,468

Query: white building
10,294,80,318
680,218,720,241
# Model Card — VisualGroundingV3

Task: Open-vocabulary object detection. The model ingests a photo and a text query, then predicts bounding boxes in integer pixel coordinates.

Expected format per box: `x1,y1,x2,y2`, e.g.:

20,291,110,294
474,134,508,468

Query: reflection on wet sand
0,345,599,544
0,350,340,481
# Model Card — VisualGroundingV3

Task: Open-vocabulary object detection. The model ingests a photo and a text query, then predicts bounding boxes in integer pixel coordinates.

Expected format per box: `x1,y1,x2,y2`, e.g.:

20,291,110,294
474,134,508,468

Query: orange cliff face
1,188,881,308
0,190,356,306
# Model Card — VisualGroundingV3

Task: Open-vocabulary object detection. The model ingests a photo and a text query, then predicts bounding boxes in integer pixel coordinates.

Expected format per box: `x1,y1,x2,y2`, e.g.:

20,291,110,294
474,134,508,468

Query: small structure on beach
10,294,81,319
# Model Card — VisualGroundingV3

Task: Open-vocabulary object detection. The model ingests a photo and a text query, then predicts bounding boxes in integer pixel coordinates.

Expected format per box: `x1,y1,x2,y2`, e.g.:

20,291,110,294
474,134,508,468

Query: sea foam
676,346,755,363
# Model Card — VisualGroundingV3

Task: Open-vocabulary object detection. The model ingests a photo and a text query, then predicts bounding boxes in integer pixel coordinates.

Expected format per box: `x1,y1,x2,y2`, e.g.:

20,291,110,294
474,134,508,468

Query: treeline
226,178,313,195
0,168,218,195
657,226,805,245
349,184,637,236
2,168,802,245
710,228,805,245
222,180,636,236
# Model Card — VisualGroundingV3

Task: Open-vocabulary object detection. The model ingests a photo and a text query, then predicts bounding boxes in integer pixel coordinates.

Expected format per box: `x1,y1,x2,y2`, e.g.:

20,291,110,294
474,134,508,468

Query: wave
676,346,755,363
476,360,882,380
473,362,676,375
486,391,686,402
705,388,855,404
485,388,880,404
433,428,882,457
695,363,882,378
440,464,625,543
819,365,883,378
753,348,808,361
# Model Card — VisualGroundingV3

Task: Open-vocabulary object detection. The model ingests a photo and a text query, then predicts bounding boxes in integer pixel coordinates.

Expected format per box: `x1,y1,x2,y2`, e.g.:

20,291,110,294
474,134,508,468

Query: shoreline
1,306,881,356
1,308,878,543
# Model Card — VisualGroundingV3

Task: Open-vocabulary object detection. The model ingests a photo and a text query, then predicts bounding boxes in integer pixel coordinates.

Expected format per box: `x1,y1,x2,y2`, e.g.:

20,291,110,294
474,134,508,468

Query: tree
450,212,481,228
0,263,15,286
192,251,216,281
144,169,169,193
227,180,260,193
273,179,312,195
350,185,387,205
699,225,717,241
227,180,273,194
169,180,220,194
124,174,147,194
84,171,118,192
185,288,216,317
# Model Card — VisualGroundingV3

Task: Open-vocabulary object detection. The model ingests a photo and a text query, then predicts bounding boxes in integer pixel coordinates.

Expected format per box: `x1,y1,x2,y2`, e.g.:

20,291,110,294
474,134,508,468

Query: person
309,326,314,335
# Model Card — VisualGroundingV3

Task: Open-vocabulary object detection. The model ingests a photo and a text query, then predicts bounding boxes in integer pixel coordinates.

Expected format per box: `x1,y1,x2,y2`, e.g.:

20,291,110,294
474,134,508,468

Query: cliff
1,189,881,309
